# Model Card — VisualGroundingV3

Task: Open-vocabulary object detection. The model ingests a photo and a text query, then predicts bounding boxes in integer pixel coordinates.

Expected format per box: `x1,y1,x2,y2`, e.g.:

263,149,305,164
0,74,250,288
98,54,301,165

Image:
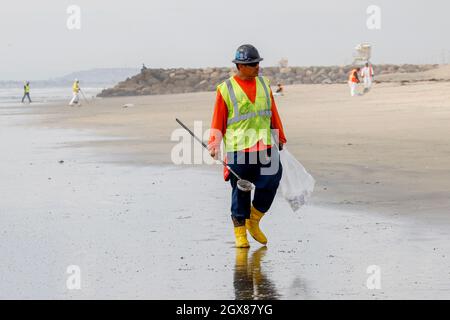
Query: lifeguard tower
353,43,372,65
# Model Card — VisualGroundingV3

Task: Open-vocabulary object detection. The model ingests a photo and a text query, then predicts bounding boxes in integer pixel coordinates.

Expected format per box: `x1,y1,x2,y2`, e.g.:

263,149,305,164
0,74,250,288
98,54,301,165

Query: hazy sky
1,0,449,80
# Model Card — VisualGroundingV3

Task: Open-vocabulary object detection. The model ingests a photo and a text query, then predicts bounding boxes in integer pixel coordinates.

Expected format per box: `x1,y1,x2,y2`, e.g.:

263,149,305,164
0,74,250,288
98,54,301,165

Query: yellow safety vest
73,82,80,93
24,84,30,93
217,76,272,152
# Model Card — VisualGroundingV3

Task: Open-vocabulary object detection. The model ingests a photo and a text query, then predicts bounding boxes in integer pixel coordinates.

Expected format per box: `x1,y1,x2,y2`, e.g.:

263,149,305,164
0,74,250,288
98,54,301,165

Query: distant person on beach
208,44,287,248
69,79,81,106
361,62,374,93
141,63,147,72
274,83,284,96
348,67,361,97
21,81,32,103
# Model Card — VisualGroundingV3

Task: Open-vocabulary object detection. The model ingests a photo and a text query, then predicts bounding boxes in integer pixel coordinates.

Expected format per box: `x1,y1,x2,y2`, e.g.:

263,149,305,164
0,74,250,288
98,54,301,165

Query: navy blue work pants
227,147,282,221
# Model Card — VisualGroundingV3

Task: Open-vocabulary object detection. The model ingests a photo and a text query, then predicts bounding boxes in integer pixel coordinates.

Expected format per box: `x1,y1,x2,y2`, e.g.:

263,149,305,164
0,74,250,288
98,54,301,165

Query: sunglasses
245,62,259,67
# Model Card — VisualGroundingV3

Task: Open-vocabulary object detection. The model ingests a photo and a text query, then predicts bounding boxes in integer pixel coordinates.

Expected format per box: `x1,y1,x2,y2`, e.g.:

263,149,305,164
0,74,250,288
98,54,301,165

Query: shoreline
2,83,450,299
9,81,450,221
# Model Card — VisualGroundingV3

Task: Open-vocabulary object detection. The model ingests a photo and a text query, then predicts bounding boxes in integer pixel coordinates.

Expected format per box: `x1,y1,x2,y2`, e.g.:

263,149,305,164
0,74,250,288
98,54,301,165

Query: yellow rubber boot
246,207,268,245
234,226,250,248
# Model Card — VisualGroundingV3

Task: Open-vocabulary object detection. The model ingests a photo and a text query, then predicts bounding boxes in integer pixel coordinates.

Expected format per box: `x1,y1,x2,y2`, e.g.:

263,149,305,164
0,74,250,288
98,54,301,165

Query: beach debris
278,148,315,212
176,216,192,220
122,103,135,108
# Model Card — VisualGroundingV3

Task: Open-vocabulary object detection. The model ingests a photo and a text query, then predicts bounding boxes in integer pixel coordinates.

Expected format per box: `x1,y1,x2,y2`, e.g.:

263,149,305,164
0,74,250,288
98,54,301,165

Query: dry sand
377,65,450,82
1,80,450,299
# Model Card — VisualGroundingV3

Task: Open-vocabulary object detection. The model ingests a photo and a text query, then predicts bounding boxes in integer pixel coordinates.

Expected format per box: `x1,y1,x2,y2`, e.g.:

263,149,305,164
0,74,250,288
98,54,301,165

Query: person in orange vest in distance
208,44,287,248
348,67,361,97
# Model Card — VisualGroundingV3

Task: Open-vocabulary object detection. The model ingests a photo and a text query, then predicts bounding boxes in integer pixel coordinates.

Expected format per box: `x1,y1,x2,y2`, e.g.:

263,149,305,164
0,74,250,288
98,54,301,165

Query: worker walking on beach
69,79,81,106
348,67,361,97
21,81,32,103
361,62,374,93
208,44,287,248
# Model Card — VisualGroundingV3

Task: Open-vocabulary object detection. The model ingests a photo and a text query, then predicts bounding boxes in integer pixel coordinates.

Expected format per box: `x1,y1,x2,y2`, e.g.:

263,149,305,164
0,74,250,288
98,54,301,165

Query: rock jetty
98,64,439,97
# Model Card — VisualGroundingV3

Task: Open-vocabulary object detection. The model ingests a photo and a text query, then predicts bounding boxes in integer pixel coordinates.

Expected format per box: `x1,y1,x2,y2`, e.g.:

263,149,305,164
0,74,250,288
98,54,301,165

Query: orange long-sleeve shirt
208,75,287,152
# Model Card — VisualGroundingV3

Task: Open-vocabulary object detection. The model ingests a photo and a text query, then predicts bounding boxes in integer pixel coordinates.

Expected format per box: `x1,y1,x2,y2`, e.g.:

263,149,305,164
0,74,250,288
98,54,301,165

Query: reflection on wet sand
233,247,280,300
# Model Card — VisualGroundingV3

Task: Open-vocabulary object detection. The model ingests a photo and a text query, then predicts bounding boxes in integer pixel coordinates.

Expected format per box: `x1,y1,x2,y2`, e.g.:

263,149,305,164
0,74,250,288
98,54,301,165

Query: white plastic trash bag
278,148,315,212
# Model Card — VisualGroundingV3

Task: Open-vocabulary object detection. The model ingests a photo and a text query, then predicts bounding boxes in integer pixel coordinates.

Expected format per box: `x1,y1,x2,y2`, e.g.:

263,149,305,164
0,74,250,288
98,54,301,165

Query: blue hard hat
232,44,263,64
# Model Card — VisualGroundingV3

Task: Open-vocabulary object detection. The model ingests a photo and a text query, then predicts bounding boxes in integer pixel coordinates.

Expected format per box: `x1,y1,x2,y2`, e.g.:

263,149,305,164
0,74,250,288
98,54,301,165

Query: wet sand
1,81,450,299
21,81,450,219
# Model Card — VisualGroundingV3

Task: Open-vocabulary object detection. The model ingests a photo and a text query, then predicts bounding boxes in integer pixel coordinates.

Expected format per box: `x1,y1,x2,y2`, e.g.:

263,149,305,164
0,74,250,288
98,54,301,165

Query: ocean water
0,87,104,107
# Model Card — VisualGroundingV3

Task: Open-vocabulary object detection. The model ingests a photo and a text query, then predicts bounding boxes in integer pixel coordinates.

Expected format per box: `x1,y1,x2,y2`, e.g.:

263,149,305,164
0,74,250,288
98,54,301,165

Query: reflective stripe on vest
225,76,272,125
